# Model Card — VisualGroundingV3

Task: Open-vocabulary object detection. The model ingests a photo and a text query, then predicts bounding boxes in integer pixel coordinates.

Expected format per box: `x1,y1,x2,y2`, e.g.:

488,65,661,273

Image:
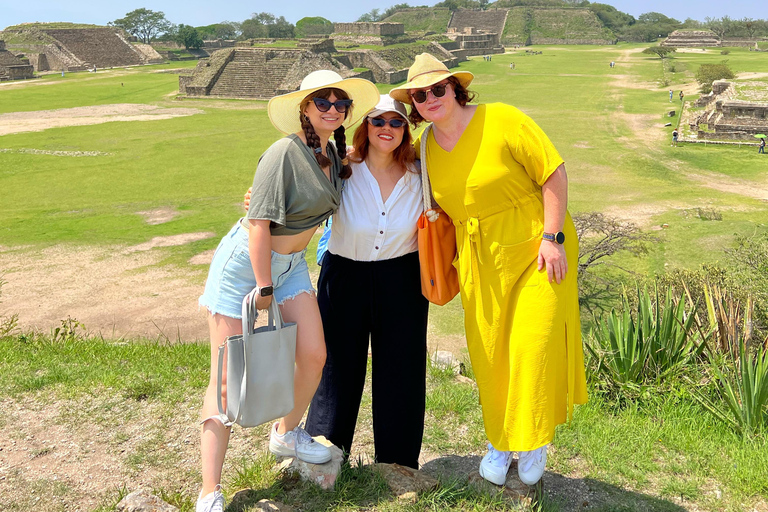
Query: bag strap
420,124,434,212
235,288,259,425
216,343,234,426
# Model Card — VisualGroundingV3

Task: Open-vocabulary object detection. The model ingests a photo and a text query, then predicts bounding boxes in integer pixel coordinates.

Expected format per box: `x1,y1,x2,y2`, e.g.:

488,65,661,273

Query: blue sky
1,1,756,29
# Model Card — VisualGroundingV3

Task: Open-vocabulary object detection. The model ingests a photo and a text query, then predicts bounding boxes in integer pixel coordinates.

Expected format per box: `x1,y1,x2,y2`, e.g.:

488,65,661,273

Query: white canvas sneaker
196,484,224,512
478,443,513,486
269,422,332,464
518,444,547,485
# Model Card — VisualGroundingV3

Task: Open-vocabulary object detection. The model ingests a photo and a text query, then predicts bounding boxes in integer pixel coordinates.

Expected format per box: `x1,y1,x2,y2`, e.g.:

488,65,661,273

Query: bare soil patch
124,232,215,253
0,104,204,136
135,207,180,225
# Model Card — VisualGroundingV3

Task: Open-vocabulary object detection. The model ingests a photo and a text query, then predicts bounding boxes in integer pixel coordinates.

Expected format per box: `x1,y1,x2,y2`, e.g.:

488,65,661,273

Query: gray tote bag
217,289,297,428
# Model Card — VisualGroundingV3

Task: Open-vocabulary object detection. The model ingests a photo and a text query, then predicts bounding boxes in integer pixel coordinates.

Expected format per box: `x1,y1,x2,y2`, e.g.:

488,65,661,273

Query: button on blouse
327,161,422,262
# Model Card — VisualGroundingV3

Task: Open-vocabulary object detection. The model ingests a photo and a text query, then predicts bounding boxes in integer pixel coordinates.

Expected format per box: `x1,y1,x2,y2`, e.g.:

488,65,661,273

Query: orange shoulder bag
417,124,460,306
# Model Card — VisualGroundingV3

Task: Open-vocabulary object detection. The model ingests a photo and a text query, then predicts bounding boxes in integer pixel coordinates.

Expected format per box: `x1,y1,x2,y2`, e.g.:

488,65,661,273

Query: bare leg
200,313,241,496
274,292,326,434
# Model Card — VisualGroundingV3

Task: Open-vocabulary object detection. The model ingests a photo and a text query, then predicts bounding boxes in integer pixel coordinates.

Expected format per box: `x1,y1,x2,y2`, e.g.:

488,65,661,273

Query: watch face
556,232,566,244
260,286,274,297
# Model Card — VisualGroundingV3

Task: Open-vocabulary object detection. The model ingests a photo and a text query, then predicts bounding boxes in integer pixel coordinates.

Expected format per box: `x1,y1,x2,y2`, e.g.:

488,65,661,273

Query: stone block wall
662,30,720,47
42,28,144,67
333,23,404,36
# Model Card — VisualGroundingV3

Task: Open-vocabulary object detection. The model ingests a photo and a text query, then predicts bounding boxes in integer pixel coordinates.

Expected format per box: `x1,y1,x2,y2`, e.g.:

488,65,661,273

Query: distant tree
176,24,203,49
357,8,382,22
695,61,735,93
269,16,295,38
252,12,277,26
110,8,172,43
196,21,240,40
588,3,635,32
295,17,333,38
681,18,703,29
240,18,268,39
642,46,676,59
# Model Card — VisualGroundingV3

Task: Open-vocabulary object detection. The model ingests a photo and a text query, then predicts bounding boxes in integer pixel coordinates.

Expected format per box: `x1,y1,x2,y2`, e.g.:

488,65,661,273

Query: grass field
1,44,768,512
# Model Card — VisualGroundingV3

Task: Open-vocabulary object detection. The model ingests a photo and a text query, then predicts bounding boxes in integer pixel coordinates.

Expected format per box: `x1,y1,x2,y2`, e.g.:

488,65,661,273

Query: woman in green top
196,70,379,512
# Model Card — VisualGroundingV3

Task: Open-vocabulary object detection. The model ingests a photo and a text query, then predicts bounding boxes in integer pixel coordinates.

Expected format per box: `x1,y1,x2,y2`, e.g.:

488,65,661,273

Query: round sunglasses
409,83,448,104
368,117,406,128
312,97,353,113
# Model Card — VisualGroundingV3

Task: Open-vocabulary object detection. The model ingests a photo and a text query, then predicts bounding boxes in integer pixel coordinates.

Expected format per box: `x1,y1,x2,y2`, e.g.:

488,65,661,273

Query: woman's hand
538,240,568,284
255,292,272,311
244,187,252,211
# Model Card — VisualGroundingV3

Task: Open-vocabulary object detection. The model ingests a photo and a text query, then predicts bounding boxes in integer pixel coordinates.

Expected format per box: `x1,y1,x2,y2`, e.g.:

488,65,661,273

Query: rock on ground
374,463,439,497
116,489,178,512
276,436,344,490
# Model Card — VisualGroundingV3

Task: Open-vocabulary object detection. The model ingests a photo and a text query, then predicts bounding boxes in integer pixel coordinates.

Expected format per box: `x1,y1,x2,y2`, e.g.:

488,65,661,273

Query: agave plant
694,341,768,437
586,285,707,392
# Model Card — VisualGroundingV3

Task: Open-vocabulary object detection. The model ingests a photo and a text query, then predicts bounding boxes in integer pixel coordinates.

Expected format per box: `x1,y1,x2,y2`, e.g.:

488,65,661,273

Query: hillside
503,7,615,44
381,7,453,34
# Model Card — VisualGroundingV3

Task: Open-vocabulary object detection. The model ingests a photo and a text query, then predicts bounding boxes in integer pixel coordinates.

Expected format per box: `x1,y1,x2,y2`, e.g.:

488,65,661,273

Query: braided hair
298,87,353,179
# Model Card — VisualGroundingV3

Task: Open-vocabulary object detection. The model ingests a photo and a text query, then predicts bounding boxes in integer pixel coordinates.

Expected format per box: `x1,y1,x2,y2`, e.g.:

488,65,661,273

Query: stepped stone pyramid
0,40,34,80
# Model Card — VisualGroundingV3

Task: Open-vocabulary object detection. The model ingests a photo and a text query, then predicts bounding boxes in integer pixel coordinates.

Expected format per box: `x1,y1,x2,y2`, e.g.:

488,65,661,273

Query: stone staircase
209,49,300,99
43,28,144,68
448,9,508,36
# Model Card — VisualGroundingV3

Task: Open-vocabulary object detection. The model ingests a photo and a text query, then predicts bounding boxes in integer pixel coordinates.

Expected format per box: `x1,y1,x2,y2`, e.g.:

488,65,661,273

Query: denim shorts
198,220,315,319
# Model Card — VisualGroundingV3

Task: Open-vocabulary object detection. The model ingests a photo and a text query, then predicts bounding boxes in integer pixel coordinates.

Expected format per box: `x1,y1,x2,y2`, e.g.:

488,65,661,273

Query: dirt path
0,104,204,136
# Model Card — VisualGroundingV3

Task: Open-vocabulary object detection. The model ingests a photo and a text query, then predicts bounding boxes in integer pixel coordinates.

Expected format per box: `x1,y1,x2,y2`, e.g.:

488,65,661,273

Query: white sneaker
269,422,332,464
196,484,224,512
518,444,547,485
478,443,513,486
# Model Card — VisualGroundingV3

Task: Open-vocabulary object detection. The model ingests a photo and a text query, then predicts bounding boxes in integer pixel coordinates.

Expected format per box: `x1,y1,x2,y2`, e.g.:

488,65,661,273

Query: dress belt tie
464,217,480,285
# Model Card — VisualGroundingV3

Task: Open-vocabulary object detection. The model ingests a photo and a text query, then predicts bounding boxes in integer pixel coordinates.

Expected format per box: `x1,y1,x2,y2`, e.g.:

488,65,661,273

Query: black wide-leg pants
306,251,429,469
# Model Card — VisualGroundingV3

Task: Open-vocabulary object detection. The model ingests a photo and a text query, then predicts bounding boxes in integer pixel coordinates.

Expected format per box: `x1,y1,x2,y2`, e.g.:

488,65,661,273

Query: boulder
276,436,344,490
431,350,462,374
116,490,178,512
374,463,439,497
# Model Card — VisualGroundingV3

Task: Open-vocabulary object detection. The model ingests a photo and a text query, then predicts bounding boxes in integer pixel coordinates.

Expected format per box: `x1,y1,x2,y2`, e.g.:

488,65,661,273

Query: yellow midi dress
417,103,588,452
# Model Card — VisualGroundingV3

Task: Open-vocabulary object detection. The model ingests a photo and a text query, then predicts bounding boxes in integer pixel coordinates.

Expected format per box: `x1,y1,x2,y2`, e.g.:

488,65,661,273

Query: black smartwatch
542,231,565,244
257,285,274,297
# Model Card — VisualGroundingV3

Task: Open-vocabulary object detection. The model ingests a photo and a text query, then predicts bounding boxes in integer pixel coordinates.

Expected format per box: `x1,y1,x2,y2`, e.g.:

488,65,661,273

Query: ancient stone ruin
0,40,35,80
445,9,507,58
662,30,721,47
689,80,768,141
331,22,413,46
180,41,458,99
2,25,162,72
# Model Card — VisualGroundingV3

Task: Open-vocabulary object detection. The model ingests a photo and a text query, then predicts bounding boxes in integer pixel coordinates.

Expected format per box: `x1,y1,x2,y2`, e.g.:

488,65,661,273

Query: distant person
672,128,679,147
680,90,684,102
61,70,65,77
759,138,766,154
669,89,673,102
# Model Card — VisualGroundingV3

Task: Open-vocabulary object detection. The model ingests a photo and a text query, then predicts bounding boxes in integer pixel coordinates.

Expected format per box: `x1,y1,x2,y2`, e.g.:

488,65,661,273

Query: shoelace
518,446,544,473
293,423,315,445
486,443,511,465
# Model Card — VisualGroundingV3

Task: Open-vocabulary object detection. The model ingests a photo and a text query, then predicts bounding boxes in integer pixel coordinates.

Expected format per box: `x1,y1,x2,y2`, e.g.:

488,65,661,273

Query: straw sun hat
267,70,380,135
389,53,474,104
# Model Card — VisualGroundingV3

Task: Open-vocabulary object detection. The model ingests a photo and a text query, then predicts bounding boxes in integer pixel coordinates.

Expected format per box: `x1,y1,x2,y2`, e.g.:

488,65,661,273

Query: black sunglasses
369,117,406,128
312,97,353,113
410,83,448,104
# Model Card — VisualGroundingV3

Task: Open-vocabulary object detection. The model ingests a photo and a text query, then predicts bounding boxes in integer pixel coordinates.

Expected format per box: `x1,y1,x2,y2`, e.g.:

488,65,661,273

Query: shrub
694,341,768,437
695,61,735,93
586,285,707,396
721,49,731,55
668,63,677,72
0,277,18,337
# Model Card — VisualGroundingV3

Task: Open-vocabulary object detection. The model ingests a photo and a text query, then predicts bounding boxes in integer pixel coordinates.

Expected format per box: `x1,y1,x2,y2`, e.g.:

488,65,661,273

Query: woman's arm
538,163,568,284
249,219,274,309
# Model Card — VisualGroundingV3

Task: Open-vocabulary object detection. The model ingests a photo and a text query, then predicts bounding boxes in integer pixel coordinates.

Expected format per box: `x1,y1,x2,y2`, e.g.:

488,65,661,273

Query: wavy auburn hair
349,116,416,172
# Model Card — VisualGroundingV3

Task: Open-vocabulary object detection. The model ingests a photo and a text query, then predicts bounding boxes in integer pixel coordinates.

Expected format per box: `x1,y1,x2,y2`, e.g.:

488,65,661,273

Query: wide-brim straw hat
268,70,380,135
389,53,474,104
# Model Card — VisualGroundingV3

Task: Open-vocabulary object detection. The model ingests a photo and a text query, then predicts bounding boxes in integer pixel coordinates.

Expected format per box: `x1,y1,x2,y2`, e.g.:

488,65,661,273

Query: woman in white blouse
305,95,428,469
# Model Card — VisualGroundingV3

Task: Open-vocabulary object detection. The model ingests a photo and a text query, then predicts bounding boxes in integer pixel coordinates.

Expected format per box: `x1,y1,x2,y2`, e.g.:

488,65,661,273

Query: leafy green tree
110,8,172,43
587,3,635,32
295,17,333,37
381,3,412,20
695,62,735,93
176,24,203,49
357,8,382,22
268,16,295,38
240,17,269,39
642,46,676,59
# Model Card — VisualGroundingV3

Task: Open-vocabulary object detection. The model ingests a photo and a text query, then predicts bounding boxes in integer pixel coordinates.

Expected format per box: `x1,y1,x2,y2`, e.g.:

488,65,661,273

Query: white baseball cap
366,94,408,121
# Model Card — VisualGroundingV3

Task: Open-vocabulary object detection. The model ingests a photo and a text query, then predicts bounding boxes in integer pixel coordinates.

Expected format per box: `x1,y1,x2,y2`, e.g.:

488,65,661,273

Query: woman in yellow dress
390,54,587,486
